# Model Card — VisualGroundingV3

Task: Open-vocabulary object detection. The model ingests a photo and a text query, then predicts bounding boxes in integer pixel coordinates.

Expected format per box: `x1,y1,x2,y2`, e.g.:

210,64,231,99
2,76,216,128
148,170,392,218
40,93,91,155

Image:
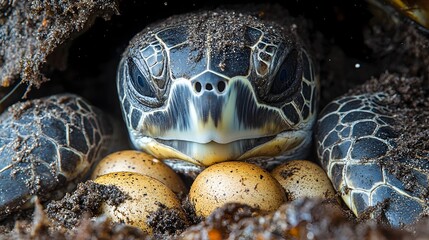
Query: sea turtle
116,10,318,171
117,10,428,227
0,6,427,228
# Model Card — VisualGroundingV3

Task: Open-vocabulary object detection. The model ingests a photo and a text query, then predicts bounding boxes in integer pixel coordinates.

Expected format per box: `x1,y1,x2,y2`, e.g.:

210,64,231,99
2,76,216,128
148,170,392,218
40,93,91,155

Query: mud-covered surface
46,181,126,229
0,181,139,239
0,94,119,220
349,73,429,214
4,192,429,240
146,202,189,237
0,0,119,89
7,204,148,240
181,199,404,239
2,0,429,239
124,4,311,67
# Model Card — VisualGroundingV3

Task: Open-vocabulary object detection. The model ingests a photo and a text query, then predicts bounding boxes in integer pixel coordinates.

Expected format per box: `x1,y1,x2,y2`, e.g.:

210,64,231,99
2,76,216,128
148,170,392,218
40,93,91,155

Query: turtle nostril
195,81,226,93
217,81,226,92
205,83,213,91
194,82,202,93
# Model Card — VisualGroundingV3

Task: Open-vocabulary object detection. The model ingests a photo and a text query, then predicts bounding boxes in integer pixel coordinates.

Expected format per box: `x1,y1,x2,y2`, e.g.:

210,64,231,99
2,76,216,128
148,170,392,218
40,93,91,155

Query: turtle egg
94,172,186,233
190,161,286,218
271,160,336,201
91,150,186,194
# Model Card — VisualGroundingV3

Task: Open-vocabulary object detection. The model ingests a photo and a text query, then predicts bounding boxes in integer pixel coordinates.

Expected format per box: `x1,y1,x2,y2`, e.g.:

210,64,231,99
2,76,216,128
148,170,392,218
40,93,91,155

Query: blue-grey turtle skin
316,93,429,227
0,94,116,218
117,10,319,169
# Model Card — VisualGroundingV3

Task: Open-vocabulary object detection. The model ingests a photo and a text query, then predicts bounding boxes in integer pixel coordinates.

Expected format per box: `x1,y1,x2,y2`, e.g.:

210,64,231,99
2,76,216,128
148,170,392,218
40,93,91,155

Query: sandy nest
1,0,429,239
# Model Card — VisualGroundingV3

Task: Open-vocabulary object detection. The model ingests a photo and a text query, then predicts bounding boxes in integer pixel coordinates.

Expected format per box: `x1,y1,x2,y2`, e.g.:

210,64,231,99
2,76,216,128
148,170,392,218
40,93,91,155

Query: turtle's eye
269,49,300,98
128,58,157,99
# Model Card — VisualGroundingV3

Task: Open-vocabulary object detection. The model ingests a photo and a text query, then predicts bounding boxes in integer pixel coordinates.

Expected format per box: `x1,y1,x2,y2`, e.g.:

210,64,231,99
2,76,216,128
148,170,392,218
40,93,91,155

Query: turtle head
117,11,319,166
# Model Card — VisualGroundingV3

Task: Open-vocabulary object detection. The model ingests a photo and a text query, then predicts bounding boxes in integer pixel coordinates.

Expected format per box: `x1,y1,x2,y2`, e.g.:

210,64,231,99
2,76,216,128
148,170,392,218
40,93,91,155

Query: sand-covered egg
91,150,186,194
190,161,286,217
94,172,186,233
271,160,336,201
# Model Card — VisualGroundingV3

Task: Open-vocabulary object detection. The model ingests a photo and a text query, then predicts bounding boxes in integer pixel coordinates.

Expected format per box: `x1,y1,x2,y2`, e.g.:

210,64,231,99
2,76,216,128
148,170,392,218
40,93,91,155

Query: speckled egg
271,160,336,201
190,161,286,218
91,150,186,194
94,172,186,233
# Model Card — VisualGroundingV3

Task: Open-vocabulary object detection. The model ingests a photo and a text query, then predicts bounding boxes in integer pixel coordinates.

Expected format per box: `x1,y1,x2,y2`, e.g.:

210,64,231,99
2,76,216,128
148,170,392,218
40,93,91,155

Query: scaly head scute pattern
118,10,319,166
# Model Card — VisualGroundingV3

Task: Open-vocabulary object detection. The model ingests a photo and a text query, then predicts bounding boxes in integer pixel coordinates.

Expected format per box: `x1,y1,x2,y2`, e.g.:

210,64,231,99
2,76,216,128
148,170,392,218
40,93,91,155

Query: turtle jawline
155,135,276,154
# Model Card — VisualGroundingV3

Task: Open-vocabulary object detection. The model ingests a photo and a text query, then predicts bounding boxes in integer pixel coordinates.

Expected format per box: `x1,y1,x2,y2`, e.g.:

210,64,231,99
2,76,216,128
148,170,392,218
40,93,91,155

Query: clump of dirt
0,181,146,239
180,199,412,239
181,197,204,226
11,205,147,240
146,202,189,237
181,202,261,239
46,181,127,229
68,217,147,240
0,0,119,91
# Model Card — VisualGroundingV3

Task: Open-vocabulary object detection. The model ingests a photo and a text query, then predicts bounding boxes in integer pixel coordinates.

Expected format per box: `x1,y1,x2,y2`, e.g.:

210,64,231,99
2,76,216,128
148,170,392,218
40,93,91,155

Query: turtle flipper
316,92,428,227
0,94,116,218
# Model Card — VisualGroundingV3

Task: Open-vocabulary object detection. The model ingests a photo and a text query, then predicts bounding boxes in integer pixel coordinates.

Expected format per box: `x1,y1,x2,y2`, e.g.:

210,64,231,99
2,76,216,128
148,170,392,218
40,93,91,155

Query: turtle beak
138,131,308,166
130,74,311,166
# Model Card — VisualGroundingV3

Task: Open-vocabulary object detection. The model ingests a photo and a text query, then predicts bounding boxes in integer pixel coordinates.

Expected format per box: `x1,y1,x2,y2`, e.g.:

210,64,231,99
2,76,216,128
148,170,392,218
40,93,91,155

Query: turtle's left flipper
0,94,119,219
316,91,428,227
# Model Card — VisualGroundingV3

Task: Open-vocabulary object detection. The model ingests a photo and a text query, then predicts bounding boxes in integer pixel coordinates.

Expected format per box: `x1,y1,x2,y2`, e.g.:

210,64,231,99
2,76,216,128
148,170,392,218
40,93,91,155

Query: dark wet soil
146,202,189,236
0,0,119,92
2,0,429,239
5,189,429,239
46,181,126,229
